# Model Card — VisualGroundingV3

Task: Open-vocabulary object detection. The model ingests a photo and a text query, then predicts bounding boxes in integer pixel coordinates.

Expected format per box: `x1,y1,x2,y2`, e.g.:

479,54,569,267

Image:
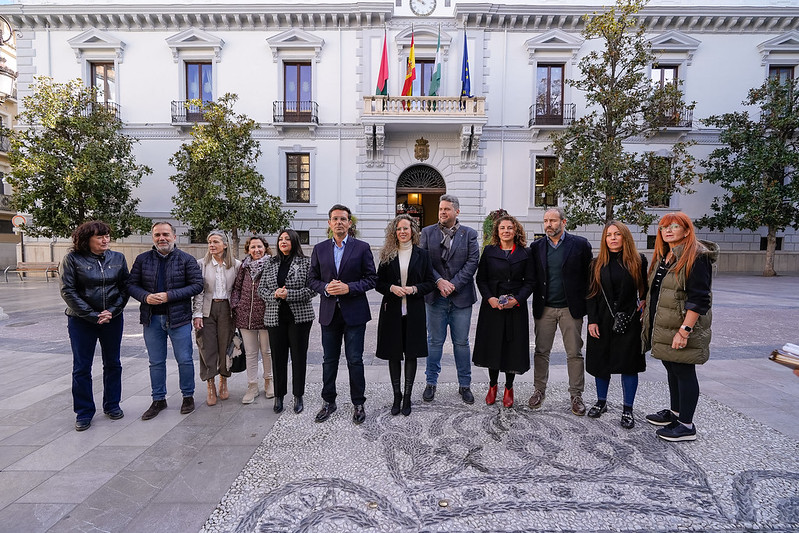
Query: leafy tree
6,76,152,238
548,0,697,229
169,93,294,256
697,77,799,277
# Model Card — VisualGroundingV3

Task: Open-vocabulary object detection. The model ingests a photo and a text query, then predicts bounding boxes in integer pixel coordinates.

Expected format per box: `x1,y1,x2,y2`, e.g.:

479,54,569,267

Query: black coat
472,245,535,373
375,246,436,360
530,232,593,320
585,253,648,377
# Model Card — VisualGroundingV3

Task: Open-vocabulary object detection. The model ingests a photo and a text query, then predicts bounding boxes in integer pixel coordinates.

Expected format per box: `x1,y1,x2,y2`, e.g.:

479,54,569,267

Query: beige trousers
239,328,272,384
533,306,585,397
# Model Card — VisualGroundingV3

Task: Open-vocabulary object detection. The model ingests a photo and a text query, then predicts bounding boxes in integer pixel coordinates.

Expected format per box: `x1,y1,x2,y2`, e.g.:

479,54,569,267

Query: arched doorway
396,165,446,228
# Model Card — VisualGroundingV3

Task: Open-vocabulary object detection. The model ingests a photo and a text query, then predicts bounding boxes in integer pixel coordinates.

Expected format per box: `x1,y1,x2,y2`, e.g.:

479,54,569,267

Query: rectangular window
91,62,116,104
186,62,213,102
287,153,311,203
769,66,795,83
296,230,310,245
535,64,564,124
651,65,678,88
646,156,672,208
534,157,558,208
284,63,312,122
412,60,435,96
760,237,783,251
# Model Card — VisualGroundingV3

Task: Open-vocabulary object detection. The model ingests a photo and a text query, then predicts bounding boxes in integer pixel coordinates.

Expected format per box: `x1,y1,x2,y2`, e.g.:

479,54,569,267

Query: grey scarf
439,220,460,262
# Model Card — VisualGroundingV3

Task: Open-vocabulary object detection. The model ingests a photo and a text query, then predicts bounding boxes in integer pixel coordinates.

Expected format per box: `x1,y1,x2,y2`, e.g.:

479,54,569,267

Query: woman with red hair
642,212,717,442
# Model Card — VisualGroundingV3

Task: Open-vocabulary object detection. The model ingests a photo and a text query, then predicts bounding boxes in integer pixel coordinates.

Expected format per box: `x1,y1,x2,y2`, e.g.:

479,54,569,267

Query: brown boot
264,376,275,399
207,378,218,406
219,376,229,400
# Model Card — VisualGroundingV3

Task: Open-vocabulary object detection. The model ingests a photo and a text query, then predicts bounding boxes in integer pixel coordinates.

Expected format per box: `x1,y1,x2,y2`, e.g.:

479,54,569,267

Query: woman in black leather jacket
59,220,129,431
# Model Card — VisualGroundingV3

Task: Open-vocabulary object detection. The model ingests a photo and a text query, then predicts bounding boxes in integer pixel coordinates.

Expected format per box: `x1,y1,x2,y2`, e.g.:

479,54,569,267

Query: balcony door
91,62,116,106
284,63,312,122
535,64,564,125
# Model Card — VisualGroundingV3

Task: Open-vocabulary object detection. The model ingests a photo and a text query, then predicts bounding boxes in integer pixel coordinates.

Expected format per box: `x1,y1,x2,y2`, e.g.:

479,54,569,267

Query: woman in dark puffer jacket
59,220,129,432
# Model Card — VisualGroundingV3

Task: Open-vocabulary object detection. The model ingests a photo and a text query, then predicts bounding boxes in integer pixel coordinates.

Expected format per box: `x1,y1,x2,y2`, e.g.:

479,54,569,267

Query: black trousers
662,360,699,424
267,321,312,398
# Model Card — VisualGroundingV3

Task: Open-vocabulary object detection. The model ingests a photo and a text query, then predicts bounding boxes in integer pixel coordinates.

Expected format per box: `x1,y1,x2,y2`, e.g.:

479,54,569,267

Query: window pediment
68,29,125,62
396,26,452,59
267,28,325,62
759,31,799,65
166,28,224,62
649,31,700,65
525,30,583,64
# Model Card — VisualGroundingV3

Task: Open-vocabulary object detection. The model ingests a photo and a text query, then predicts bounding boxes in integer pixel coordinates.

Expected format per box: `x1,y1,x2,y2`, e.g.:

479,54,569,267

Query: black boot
390,360,402,415
401,361,416,416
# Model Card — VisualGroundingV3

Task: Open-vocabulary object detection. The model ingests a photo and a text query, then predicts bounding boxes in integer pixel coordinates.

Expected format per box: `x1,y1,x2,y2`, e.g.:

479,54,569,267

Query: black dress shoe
180,396,195,415
75,419,91,431
315,402,337,423
141,399,167,421
274,396,284,413
459,387,475,404
353,404,366,425
293,395,304,414
422,384,436,402
104,408,124,420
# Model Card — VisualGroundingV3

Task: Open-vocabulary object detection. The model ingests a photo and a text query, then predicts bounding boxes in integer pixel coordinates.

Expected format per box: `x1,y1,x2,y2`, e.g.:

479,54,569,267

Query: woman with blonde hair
642,212,717,442
585,220,647,428
375,215,436,415
193,230,241,406
472,215,535,408
231,235,274,404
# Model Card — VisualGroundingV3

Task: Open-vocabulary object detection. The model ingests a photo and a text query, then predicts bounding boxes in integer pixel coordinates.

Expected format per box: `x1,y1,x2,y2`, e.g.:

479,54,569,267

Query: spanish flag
401,30,416,97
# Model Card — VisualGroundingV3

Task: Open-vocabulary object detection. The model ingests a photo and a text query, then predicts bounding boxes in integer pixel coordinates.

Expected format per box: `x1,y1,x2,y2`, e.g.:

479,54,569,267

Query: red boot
485,384,498,405
503,387,514,408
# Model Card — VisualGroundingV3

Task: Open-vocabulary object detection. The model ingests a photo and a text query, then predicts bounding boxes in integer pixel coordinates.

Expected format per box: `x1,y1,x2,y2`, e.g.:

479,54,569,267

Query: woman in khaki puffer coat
642,212,717,443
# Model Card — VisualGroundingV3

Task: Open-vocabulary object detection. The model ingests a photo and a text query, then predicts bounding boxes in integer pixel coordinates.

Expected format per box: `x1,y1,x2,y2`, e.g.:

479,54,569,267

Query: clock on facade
410,0,436,17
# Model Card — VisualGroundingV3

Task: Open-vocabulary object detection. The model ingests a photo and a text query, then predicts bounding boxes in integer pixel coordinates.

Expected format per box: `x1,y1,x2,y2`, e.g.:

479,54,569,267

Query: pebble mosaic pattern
202,382,799,532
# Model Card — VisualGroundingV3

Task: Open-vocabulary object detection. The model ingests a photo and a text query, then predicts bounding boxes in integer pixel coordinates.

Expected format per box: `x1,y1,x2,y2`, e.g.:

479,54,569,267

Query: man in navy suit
309,204,377,424
419,194,480,404
528,207,592,416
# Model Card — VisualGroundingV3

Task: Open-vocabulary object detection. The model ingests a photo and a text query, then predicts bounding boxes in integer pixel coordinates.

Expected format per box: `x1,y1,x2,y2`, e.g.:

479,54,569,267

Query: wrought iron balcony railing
529,103,576,127
653,105,693,128
273,101,319,124
171,101,208,123
82,101,121,120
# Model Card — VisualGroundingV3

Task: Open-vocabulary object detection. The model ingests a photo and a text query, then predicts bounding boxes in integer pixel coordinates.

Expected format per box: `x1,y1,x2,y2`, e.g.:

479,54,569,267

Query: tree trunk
231,227,240,260
763,226,777,277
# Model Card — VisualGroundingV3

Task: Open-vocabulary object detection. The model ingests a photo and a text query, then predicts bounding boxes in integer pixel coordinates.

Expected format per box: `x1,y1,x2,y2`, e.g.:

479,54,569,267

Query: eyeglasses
658,223,683,232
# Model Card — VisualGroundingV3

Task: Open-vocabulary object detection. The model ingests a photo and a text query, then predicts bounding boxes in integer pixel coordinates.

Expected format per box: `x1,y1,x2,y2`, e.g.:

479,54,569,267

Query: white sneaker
242,383,258,404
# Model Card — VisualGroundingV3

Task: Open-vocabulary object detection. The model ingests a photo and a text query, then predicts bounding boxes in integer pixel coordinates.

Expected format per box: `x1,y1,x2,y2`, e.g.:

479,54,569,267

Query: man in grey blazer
419,194,480,404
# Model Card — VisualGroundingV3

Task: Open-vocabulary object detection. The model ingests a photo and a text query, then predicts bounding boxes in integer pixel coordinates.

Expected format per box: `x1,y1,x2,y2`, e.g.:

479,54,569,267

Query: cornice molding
1,4,797,34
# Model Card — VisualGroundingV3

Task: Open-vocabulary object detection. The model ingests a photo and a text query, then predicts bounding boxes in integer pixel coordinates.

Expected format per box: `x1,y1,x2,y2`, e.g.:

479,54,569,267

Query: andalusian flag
401,30,416,97
428,26,442,96
461,31,471,98
376,30,389,96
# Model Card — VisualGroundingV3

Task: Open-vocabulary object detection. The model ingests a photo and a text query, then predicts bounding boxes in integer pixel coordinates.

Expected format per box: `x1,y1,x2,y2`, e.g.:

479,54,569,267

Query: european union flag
461,33,470,98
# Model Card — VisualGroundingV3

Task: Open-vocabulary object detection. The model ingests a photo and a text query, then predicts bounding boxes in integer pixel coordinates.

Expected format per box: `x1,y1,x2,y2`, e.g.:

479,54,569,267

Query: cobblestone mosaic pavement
202,382,799,533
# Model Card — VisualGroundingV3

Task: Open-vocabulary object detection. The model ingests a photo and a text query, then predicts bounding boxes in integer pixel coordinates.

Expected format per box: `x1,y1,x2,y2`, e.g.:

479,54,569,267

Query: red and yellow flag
401,31,416,97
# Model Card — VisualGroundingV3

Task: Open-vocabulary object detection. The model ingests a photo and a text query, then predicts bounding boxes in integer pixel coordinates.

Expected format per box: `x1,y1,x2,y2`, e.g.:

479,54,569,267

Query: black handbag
226,329,247,373
601,287,634,335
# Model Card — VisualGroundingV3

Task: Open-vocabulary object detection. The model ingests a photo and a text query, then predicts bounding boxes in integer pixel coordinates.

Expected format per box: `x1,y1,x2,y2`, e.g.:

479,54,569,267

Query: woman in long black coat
586,220,648,429
472,215,535,408
376,215,436,416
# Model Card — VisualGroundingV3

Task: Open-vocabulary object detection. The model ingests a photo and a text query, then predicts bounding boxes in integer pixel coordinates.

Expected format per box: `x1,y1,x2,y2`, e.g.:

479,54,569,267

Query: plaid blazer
258,255,316,327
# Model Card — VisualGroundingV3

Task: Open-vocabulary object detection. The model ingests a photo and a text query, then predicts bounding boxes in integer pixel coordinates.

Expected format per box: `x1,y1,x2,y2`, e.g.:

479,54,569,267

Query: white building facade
2,0,799,271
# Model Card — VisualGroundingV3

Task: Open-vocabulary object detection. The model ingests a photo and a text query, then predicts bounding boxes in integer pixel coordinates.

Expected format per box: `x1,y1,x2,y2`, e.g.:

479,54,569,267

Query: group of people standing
58,196,716,443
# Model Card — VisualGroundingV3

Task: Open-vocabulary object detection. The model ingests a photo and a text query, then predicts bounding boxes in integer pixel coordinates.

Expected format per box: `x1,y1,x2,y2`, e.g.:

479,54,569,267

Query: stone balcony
362,95,487,167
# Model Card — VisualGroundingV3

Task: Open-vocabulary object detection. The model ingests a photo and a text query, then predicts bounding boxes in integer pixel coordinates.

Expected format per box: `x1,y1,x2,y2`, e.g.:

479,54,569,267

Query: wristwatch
680,325,693,333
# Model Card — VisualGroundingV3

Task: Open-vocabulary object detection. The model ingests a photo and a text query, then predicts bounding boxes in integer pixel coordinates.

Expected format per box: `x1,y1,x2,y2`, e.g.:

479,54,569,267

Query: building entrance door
395,165,446,229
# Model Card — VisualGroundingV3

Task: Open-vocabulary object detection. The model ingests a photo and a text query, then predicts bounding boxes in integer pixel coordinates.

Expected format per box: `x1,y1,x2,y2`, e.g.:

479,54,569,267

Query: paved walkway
0,274,797,532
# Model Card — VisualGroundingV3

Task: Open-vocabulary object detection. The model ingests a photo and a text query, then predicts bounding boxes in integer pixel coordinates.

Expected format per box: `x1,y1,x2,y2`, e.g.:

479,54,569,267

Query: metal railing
273,101,319,124
82,101,121,120
362,95,486,117
0,135,9,153
171,100,207,123
653,105,693,128
529,103,576,127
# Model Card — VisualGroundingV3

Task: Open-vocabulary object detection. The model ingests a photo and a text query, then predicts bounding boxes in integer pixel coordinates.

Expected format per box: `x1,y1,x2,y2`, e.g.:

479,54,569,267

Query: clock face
410,0,436,17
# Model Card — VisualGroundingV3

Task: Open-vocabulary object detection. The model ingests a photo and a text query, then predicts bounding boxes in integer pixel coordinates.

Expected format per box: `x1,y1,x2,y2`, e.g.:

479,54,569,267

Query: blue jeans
425,297,472,387
143,315,195,400
595,374,639,407
320,308,366,405
68,315,124,422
